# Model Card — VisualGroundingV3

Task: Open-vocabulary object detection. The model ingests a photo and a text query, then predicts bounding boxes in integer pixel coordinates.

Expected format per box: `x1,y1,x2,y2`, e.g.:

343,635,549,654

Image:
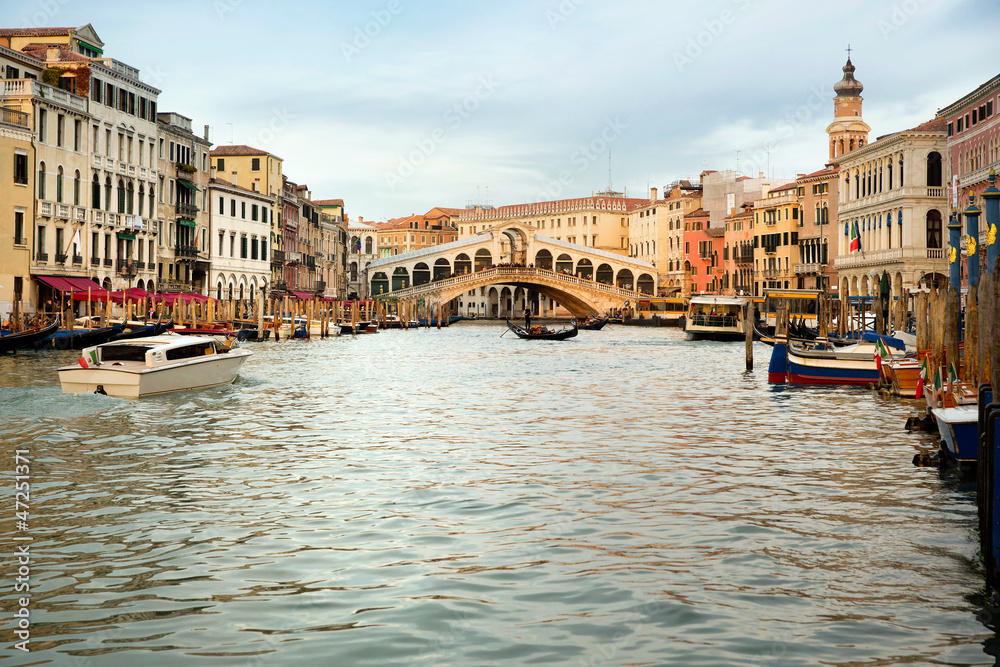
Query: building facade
208,177,272,303
752,182,800,295
834,118,950,296
794,168,839,291
157,112,211,294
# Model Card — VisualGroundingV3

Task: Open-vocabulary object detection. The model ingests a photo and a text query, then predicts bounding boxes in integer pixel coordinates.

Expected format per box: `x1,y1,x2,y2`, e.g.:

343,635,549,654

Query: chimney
231,171,237,187
210,165,217,180
204,124,209,141
359,216,363,223
759,171,764,178
650,187,658,202
45,45,60,62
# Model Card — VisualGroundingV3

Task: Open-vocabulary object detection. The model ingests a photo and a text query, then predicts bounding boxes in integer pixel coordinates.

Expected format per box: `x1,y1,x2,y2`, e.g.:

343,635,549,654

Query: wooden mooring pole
744,301,753,371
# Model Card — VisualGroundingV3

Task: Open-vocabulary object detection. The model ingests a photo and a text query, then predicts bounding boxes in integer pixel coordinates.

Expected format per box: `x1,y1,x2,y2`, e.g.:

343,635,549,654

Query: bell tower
826,49,871,164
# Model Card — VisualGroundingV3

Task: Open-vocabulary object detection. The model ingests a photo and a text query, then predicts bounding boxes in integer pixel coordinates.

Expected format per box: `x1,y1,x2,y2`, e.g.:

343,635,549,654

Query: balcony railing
56,252,68,264
314,281,326,292
72,254,83,265
175,244,199,258
927,248,944,259
271,249,285,264
57,203,71,219
39,201,53,217
176,202,199,219
794,262,823,274
0,106,29,128
91,257,100,266
36,252,49,262
103,258,113,267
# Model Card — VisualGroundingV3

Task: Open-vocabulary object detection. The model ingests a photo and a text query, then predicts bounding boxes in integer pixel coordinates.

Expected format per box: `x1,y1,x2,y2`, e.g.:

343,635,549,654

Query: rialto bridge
364,221,659,317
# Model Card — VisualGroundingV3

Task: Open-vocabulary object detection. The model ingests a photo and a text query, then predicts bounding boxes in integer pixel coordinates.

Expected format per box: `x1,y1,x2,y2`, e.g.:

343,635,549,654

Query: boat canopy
36,275,111,301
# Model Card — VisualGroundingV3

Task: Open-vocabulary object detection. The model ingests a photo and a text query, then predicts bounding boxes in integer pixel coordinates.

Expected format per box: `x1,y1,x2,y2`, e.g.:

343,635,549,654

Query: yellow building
0,106,34,323
752,182,800,295
661,182,703,294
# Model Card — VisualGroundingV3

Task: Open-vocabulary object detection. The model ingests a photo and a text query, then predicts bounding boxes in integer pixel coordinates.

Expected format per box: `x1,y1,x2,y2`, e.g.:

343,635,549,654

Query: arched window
926,209,942,249
92,174,100,209
73,169,80,205
138,184,145,216
926,151,942,187
56,166,64,203
37,161,46,199
126,181,134,214
365,236,373,254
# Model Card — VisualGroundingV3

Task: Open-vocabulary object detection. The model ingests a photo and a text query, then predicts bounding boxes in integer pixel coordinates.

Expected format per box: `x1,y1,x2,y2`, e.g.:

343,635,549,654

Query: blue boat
37,322,124,350
933,405,979,463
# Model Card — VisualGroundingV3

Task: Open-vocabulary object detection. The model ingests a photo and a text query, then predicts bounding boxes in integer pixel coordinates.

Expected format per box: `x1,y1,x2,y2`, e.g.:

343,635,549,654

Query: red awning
110,288,152,304
36,275,111,301
289,290,315,301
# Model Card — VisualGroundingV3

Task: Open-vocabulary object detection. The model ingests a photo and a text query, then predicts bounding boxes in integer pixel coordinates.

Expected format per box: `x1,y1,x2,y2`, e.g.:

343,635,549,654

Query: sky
15,0,1000,221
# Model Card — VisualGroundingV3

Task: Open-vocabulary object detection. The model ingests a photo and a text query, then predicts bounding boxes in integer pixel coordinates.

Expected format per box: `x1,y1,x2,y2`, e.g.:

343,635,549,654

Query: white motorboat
684,296,748,341
57,334,252,398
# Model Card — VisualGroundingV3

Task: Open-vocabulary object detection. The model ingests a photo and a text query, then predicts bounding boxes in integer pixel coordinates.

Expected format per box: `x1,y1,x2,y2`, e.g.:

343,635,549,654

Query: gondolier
524,307,531,330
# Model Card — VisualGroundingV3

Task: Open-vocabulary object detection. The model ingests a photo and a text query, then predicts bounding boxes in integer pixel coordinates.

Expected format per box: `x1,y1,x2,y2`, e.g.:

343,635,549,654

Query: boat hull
932,406,979,462
785,348,879,385
58,350,251,398
685,329,747,342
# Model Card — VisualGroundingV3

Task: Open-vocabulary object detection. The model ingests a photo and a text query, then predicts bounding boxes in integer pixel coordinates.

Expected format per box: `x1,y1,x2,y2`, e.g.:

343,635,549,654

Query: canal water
0,323,994,666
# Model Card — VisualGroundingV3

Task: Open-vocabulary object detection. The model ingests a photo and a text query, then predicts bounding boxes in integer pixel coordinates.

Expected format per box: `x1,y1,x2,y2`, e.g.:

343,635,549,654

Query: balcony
56,252,68,264
74,206,86,222
0,106,29,128
128,165,136,178
271,249,285,265
92,154,103,169
176,202,199,219
92,210,105,225
148,262,156,272
72,254,83,265
286,250,302,265
14,236,27,246
57,203,71,219
90,257,100,266
117,162,127,175
175,244,199,259
176,163,197,180
763,245,778,255
927,248,944,259
314,281,326,292
36,252,49,262
794,263,823,274
39,201,53,217
104,258,113,267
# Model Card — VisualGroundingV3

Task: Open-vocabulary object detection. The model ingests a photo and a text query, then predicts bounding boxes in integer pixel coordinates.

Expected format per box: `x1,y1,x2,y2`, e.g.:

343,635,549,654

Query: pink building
683,208,724,294
939,73,1000,211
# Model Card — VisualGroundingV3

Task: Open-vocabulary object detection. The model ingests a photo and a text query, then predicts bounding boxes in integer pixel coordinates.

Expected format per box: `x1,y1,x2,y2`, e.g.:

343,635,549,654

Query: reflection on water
0,324,992,666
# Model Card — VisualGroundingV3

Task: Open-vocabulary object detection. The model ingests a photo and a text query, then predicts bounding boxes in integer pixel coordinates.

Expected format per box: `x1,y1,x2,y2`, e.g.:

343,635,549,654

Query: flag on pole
948,361,958,385
71,229,82,256
872,337,889,371
915,356,929,399
77,348,98,369
933,367,943,395
849,220,861,253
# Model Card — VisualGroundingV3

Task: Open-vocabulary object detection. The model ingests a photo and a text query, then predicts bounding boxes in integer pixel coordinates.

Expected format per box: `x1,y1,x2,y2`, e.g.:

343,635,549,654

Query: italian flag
873,338,889,371
78,348,98,369
849,220,861,253
915,356,929,399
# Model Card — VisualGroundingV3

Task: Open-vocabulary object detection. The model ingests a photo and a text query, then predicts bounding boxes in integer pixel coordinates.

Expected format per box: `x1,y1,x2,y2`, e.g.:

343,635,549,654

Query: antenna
608,149,612,191
846,43,852,60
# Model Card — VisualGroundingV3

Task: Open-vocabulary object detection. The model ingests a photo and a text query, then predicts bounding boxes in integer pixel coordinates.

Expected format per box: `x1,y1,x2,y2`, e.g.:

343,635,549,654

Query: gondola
0,319,60,353
506,319,578,340
578,316,609,331
37,322,124,350
110,317,172,341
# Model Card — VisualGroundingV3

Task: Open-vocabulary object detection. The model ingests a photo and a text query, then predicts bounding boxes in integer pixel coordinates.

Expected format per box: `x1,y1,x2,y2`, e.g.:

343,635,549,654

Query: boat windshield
100,345,154,362
165,342,215,361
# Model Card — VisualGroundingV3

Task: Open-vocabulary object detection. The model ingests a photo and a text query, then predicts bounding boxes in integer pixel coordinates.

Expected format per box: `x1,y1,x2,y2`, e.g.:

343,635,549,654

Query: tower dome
834,58,864,97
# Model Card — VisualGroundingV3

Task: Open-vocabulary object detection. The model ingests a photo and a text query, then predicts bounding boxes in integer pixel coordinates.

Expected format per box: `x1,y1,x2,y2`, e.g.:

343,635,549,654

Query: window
54,114,62,147
38,109,46,143
73,170,80,205
73,120,81,151
926,209,943,249
251,237,259,260
231,199,236,217
169,141,175,162
241,235,248,259
37,162,45,199
14,153,28,185
14,211,24,245
217,158,225,171
251,158,260,171
252,204,258,221
219,196,225,214
106,129,111,157
118,133,124,161
218,233,224,256
241,202,246,219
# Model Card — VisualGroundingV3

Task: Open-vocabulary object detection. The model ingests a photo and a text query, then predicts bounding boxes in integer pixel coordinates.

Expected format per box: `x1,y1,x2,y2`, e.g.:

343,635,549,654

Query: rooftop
210,144,279,158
